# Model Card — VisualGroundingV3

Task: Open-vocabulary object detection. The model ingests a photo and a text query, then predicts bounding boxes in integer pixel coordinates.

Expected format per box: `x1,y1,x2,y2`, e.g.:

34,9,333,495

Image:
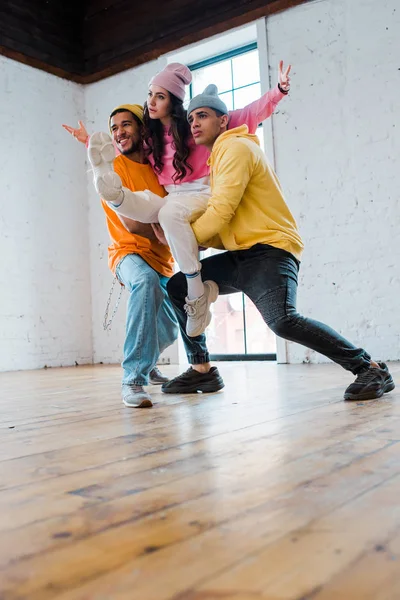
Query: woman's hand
278,61,292,92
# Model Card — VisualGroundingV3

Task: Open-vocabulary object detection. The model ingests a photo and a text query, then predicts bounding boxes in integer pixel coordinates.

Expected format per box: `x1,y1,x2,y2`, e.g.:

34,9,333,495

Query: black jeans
167,244,371,374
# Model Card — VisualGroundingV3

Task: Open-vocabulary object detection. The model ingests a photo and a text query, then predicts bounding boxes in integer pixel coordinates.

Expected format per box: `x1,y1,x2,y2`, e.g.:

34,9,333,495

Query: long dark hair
143,92,193,182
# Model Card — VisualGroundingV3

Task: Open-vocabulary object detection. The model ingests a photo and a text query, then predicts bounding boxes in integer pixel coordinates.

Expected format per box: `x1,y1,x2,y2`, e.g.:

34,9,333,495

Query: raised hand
62,120,89,145
278,61,292,92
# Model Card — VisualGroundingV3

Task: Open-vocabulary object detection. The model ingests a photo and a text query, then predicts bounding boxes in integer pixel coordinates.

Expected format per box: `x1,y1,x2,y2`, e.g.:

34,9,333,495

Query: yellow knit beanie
108,104,144,132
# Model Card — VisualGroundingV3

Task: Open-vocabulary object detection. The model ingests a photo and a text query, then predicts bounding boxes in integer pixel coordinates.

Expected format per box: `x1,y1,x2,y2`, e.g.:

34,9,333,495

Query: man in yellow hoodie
162,85,395,402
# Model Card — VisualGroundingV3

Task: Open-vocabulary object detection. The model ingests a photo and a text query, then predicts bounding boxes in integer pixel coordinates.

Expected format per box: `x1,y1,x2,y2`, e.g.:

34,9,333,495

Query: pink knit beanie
149,63,192,101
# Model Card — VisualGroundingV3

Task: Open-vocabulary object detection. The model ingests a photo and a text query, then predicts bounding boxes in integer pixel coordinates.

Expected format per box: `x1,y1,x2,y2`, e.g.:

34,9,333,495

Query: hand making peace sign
278,60,292,92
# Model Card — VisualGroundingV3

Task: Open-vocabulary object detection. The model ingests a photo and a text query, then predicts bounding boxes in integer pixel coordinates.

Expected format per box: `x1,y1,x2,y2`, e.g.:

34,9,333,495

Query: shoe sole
344,379,395,401
88,133,120,202
187,281,219,338
162,380,225,394
122,398,153,408
88,132,115,168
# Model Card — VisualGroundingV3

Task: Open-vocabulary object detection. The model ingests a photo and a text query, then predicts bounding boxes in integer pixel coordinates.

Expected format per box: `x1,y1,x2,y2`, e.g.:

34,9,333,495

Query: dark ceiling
0,0,309,83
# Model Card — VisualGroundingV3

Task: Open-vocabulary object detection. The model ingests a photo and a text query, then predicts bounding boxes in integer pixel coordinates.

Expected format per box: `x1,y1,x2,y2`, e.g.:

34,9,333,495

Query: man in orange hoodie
63,105,178,408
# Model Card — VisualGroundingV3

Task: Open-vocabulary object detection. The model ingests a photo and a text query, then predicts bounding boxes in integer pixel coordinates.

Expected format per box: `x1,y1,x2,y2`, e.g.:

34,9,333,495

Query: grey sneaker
121,384,153,408
184,280,219,338
149,367,169,385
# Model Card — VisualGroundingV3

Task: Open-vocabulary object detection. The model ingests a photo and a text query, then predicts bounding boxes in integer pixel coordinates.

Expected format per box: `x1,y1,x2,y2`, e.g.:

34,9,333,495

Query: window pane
244,296,277,354
232,50,260,89
219,90,234,112
233,83,261,110
206,293,246,355
199,248,244,354
191,59,233,96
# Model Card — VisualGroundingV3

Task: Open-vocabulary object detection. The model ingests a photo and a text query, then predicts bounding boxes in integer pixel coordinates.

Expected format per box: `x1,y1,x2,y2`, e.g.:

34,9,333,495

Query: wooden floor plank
0,362,398,600
189,474,400,600
31,463,400,600
310,526,400,600
0,403,397,533
1,397,397,498
0,434,397,567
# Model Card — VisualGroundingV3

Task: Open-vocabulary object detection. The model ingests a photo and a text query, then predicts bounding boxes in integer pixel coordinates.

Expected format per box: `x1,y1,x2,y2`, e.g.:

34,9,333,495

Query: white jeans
110,179,211,274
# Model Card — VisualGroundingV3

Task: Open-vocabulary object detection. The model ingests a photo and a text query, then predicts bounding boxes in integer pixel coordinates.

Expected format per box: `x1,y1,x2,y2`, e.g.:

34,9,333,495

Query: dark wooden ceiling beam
0,0,83,76
83,0,309,83
0,46,86,84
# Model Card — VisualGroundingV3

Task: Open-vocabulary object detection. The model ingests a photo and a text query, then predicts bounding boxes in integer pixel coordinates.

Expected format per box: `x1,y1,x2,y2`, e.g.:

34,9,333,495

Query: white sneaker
88,132,124,204
184,280,219,337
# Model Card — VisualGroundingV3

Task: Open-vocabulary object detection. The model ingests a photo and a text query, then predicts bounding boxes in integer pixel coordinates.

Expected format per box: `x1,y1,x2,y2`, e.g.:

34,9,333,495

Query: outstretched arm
228,61,292,133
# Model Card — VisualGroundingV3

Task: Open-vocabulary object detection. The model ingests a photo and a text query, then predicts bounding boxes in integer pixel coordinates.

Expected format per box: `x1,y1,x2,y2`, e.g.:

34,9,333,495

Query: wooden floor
0,361,399,600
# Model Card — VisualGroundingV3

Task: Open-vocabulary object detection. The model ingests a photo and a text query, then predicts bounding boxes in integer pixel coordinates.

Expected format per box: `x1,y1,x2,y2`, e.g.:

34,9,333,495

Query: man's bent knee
267,313,300,338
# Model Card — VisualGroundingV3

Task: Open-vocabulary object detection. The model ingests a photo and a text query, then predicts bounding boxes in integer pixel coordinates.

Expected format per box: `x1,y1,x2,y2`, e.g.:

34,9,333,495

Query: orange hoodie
104,155,174,277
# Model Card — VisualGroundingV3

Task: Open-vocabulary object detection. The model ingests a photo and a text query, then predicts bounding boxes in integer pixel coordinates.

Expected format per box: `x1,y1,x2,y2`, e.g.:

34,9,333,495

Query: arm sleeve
228,85,285,134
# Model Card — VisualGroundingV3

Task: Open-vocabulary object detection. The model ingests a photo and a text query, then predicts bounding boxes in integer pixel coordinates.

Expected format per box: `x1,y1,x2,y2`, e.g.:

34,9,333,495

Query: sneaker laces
150,366,163,377
166,367,195,384
184,302,198,316
123,383,144,392
354,368,378,384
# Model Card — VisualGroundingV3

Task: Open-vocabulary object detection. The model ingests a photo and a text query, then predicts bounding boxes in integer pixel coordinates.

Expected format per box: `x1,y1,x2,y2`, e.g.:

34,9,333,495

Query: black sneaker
161,366,224,394
344,362,395,401
149,366,169,385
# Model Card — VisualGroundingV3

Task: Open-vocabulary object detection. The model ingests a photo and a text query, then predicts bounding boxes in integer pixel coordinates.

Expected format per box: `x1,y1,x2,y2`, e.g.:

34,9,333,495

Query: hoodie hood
213,124,260,152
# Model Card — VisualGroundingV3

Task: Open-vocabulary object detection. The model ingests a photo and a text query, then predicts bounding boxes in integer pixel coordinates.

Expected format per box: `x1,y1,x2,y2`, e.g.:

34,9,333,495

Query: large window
189,45,276,360
189,43,264,149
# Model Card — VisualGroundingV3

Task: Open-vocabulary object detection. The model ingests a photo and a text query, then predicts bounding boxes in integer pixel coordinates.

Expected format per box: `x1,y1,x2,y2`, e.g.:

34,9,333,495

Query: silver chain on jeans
103,277,124,331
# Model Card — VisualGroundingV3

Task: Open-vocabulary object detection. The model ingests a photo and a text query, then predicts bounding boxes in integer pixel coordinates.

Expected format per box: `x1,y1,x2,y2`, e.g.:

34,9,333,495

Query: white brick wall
266,0,400,363
0,57,93,371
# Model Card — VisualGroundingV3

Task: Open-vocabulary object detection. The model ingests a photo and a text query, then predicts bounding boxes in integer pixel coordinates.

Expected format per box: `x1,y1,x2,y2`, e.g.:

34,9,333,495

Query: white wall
0,57,93,371
170,23,257,67
264,0,400,363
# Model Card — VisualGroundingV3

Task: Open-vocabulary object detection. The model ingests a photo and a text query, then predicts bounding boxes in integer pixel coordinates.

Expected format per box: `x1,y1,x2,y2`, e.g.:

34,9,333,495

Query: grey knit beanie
187,84,228,118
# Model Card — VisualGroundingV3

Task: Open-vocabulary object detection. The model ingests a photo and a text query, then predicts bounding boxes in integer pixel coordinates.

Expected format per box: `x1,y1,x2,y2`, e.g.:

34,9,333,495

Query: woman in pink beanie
86,60,291,337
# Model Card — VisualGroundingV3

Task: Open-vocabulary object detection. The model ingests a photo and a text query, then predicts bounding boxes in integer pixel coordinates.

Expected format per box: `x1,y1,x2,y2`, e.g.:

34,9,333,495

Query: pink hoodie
149,85,285,186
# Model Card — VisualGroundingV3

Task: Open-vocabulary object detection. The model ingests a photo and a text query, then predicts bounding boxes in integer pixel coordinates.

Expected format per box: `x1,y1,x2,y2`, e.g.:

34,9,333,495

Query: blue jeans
167,244,371,375
116,254,178,385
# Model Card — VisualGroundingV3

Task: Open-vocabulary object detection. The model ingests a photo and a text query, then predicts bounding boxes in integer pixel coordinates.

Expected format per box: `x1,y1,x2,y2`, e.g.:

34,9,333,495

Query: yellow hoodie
191,125,304,261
